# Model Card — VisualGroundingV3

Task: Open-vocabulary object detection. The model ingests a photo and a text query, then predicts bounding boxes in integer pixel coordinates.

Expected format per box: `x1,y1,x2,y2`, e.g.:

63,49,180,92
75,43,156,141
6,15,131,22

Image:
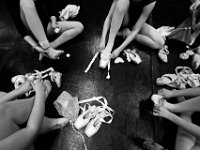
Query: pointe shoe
73,109,92,130
151,94,163,105
158,45,169,63
99,51,111,69
11,75,26,89
49,71,62,88
84,116,102,137
126,49,142,64
192,53,200,70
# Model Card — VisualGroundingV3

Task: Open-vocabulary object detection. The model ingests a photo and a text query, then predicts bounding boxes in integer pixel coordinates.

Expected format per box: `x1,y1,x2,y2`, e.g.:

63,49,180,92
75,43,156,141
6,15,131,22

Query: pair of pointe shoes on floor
74,104,112,137
99,49,142,69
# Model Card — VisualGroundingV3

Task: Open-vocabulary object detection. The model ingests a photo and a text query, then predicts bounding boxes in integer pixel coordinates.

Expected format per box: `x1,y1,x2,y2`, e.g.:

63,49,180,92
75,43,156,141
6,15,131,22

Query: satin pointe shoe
11,75,26,89
126,49,142,64
99,50,111,69
151,94,163,105
158,45,169,63
192,53,200,70
49,71,62,88
84,116,102,137
73,108,93,130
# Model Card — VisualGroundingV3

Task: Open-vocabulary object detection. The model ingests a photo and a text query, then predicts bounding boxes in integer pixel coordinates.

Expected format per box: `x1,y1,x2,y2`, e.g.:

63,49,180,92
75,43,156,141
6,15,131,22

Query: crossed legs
20,0,64,59
47,21,84,48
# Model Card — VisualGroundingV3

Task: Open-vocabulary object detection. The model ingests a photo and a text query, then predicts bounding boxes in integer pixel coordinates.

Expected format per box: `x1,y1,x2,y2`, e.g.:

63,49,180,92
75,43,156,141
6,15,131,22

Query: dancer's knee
76,22,84,34
116,0,130,14
20,0,35,12
153,37,165,49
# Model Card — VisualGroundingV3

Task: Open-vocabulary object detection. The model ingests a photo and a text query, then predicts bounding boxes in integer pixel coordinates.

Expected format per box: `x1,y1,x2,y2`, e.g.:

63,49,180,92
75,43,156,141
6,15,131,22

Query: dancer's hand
190,0,200,11
111,49,121,59
31,79,46,94
153,105,171,119
158,88,173,99
18,81,32,94
51,16,61,32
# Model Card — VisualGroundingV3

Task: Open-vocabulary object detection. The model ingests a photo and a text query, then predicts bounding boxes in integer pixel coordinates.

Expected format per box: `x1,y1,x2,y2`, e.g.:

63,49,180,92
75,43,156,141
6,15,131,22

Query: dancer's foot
55,118,69,129
43,47,64,60
39,40,64,60
43,80,52,98
143,140,167,150
49,118,69,130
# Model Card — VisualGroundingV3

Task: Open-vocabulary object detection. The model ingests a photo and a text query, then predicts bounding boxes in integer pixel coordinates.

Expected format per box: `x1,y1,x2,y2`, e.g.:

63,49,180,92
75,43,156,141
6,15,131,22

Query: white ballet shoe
99,51,111,69
73,104,97,130
84,116,102,137
151,94,163,105
158,45,169,63
114,57,124,64
11,75,26,89
49,71,62,88
74,110,91,130
126,49,142,64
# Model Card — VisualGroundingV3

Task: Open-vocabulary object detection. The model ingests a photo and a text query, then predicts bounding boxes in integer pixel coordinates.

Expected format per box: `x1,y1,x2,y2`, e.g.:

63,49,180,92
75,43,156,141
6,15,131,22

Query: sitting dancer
19,0,83,60
153,88,200,150
0,79,69,150
99,0,166,68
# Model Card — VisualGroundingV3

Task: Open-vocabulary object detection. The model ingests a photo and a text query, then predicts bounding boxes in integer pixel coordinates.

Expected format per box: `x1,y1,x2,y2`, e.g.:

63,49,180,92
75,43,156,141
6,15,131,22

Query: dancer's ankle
39,40,51,50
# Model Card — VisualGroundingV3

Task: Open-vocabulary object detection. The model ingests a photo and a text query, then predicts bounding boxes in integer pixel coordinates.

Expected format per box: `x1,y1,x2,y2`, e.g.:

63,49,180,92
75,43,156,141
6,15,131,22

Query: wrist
39,40,50,50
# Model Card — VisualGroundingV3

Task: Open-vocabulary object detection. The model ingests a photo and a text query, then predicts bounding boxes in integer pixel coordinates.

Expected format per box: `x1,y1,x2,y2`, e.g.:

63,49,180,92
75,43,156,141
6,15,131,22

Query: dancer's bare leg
191,139,200,150
20,0,48,43
40,117,69,134
20,0,64,59
104,0,130,53
175,97,195,150
134,23,164,49
175,112,195,150
47,21,83,48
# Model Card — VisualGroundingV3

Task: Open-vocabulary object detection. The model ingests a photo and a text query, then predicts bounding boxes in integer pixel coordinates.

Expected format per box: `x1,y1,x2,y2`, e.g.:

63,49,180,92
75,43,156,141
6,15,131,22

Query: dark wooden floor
0,0,199,150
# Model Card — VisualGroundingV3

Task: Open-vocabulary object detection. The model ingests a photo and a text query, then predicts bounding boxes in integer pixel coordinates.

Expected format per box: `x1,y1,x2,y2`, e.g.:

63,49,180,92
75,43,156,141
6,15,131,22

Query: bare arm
168,111,200,139
0,81,31,103
100,0,118,44
172,87,200,98
158,88,200,99
172,96,200,113
0,80,46,150
114,2,156,53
